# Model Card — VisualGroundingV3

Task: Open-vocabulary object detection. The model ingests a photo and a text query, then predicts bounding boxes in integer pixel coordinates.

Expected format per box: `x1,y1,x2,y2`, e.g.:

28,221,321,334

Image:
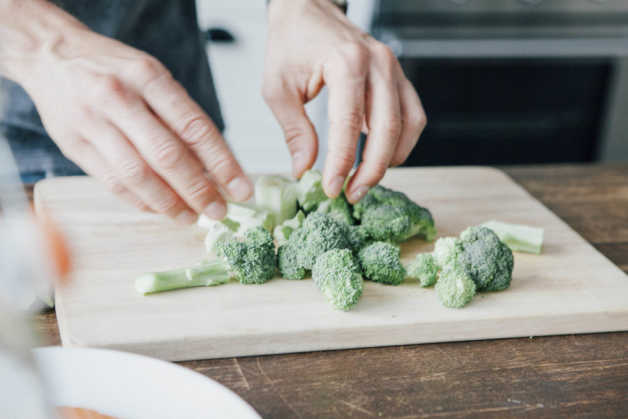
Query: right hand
16,20,252,223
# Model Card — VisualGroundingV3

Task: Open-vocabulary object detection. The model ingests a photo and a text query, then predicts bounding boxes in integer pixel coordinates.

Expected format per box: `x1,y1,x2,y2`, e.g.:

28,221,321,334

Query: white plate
33,347,260,419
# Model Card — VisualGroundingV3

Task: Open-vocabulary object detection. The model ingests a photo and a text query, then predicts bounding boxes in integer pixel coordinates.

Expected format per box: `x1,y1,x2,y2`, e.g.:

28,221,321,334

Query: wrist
0,0,85,86
268,0,346,22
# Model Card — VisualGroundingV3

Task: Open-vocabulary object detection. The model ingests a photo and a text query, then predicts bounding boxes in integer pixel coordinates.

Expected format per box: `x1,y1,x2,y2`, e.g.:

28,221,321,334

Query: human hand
263,0,426,203
9,4,251,222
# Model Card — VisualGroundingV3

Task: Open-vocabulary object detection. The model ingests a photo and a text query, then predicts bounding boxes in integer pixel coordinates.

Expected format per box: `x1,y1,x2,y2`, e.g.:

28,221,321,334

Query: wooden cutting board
34,167,628,361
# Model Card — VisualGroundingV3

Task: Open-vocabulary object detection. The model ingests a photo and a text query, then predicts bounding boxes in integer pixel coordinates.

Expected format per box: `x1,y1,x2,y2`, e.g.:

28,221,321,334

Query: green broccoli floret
407,253,438,287
277,242,307,280
432,237,463,268
435,263,476,308
358,242,406,285
346,225,371,253
136,227,276,294
255,175,298,226
281,212,351,274
296,169,327,212
457,226,514,291
273,210,306,245
315,192,354,225
353,185,436,242
312,248,363,311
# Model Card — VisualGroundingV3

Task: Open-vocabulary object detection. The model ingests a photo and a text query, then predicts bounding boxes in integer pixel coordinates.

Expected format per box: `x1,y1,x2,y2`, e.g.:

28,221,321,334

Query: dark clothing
0,0,223,180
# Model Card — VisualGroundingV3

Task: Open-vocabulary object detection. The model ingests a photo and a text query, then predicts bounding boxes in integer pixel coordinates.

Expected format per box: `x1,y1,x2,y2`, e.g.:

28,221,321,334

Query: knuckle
336,42,369,71
94,75,128,102
117,159,150,184
283,124,307,149
132,56,167,82
384,116,403,139
180,115,216,146
371,42,396,63
151,194,179,214
100,171,126,195
153,140,185,170
208,154,239,181
330,109,363,134
331,151,356,172
186,179,216,206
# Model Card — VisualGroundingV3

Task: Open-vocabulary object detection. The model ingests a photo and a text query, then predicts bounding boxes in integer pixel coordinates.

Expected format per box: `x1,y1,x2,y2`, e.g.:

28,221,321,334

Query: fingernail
228,177,253,201
350,185,369,203
174,209,197,225
328,176,345,198
204,201,227,220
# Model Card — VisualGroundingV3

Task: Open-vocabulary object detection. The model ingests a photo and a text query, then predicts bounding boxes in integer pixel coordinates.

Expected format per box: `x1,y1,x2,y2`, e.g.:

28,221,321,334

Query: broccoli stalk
482,220,544,254
296,169,327,212
136,227,277,294
358,241,406,285
273,210,305,245
312,248,363,311
315,192,354,225
135,262,231,295
255,175,298,226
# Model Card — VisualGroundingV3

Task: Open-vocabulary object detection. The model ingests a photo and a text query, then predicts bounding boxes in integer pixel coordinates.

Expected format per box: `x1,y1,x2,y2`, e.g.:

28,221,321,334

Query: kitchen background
199,0,628,173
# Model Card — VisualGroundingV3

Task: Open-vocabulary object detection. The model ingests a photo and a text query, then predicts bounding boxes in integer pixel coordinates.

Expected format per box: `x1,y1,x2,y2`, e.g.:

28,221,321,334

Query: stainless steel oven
372,0,628,165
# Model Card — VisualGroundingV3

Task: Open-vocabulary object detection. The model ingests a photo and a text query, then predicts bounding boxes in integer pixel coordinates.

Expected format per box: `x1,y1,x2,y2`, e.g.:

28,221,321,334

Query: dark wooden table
33,164,628,418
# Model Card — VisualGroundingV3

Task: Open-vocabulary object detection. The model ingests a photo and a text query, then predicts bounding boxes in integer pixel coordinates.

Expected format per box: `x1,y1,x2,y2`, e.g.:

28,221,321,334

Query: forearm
0,0,85,85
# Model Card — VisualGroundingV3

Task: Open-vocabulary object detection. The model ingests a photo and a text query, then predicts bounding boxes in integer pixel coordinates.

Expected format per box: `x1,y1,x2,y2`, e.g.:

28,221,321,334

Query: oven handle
383,36,628,58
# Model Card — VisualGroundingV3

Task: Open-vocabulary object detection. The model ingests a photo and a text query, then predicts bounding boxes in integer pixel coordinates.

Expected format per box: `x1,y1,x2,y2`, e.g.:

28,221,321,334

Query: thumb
263,82,318,178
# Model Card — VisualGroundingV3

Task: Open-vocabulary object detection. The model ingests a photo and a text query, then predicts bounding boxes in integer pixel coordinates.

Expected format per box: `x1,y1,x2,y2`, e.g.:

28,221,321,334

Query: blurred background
199,0,628,173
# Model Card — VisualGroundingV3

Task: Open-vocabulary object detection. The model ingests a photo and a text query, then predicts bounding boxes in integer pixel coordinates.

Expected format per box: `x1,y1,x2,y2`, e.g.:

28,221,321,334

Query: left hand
263,0,427,203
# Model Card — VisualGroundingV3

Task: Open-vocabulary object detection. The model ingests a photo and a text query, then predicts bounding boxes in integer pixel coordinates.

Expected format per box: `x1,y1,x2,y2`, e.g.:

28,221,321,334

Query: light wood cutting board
34,167,628,361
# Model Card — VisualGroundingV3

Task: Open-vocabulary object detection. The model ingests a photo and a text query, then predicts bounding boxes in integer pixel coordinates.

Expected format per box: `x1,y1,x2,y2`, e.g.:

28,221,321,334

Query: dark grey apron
0,0,223,182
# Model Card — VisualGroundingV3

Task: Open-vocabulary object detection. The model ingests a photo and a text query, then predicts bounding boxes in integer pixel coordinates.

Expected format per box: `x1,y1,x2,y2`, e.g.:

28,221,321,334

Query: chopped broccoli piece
346,224,371,253
312,248,363,311
353,185,436,242
315,192,354,225
136,226,277,293
255,175,298,226
273,210,306,245
457,226,514,292
433,237,463,268
407,253,438,287
482,220,544,254
197,203,273,234
277,242,307,280
435,264,476,308
358,241,406,285
217,227,277,285
296,169,327,212
204,222,235,254
283,212,352,272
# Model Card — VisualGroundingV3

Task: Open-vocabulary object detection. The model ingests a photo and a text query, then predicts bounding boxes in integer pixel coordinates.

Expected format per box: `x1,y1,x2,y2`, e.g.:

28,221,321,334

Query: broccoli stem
135,261,231,295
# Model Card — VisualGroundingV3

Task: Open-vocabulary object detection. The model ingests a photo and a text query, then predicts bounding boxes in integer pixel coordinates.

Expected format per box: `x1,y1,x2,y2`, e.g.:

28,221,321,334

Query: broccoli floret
273,210,306,245
435,263,476,308
358,242,406,285
482,220,544,254
312,248,363,311
255,175,298,226
315,192,354,225
217,227,277,285
407,253,438,287
353,185,436,242
283,212,351,272
456,226,514,291
296,169,327,212
277,242,307,280
433,237,463,268
346,224,371,253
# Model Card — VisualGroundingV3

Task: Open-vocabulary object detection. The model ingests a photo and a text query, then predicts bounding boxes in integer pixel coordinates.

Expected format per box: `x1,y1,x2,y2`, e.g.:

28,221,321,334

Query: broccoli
435,263,476,308
278,212,351,278
482,220,544,254
296,169,327,212
312,248,363,311
346,224,371,253
407,253,438,287
353,185,436,242
432,237,463,268
135,227,276,294
197,202,274,234
315,192,354,225
255,175,298,226
204,221,235,254
277,242,307,280
273,210,306,245
358,242,406,285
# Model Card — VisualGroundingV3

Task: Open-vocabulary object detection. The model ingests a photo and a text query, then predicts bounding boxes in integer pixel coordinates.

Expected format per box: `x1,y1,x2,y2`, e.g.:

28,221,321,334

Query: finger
322,57,367,198
318,45,369,197
390,75,426,167
262,77,318,178
100,84,227,220
138,69,252,202
78,119,197,223
346,48,403,203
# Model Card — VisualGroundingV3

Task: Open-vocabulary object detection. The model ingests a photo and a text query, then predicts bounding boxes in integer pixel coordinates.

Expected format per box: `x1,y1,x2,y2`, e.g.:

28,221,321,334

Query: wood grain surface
32,164,628,418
